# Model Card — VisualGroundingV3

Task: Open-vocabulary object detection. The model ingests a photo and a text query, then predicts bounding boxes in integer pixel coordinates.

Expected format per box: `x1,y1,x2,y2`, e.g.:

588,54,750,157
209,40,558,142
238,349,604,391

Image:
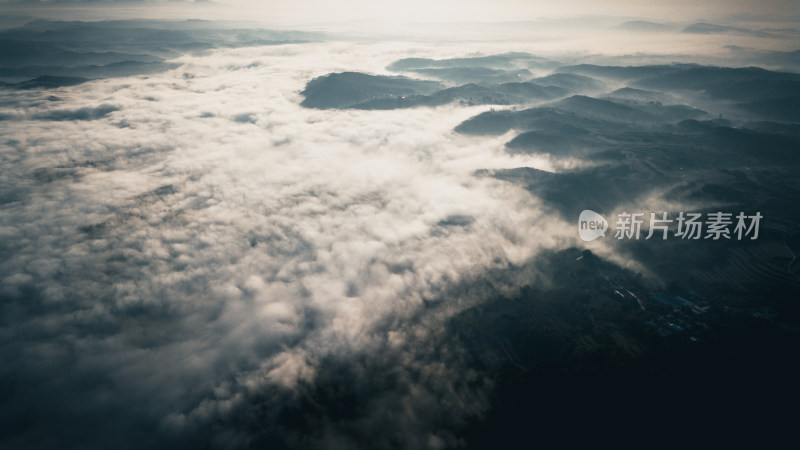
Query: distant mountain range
0,19,323,86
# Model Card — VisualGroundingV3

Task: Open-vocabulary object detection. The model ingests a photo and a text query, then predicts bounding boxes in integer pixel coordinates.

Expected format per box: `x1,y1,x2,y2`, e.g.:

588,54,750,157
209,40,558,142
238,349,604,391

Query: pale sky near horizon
1,0,798,25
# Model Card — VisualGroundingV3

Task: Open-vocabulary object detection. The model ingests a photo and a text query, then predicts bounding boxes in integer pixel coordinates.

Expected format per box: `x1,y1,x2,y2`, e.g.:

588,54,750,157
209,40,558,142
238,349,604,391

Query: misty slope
480,164,657,216
505,128,593,154
724,46,800,72
682,22,773,37
393,67,534,84
304,57,788,114
385,53,561,84
604,87,666,102
554,95,656,122
301,73,574,109
299,72,443,108
455,107,622,135
387,52,560,71
447,63,800,123
0,39,164,67
447,57,800,222
556,63,693,80
0,62,182,83
614,20,674,32
738,97,800,122
352,82,568,109
299,53,605,110
634,66,800,91
454,97,705,138
479,117,800,221
529,73,606,92
1,75,90,89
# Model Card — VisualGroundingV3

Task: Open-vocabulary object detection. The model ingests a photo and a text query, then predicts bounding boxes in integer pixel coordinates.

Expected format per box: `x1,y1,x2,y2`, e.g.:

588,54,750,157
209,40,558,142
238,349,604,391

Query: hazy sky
2,0,798,25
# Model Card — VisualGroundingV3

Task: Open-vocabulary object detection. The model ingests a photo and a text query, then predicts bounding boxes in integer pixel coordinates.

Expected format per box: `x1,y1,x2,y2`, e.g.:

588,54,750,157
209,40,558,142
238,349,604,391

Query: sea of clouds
5,9,800,443
0,41,592,449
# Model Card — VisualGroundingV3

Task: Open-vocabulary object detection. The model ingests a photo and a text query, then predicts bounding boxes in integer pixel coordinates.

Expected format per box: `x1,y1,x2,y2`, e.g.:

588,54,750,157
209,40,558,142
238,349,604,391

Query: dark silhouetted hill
300,72,443,109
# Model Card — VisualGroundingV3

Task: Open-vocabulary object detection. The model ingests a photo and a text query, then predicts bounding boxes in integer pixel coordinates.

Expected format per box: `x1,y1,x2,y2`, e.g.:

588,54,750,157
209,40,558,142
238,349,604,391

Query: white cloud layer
0,41,582,448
